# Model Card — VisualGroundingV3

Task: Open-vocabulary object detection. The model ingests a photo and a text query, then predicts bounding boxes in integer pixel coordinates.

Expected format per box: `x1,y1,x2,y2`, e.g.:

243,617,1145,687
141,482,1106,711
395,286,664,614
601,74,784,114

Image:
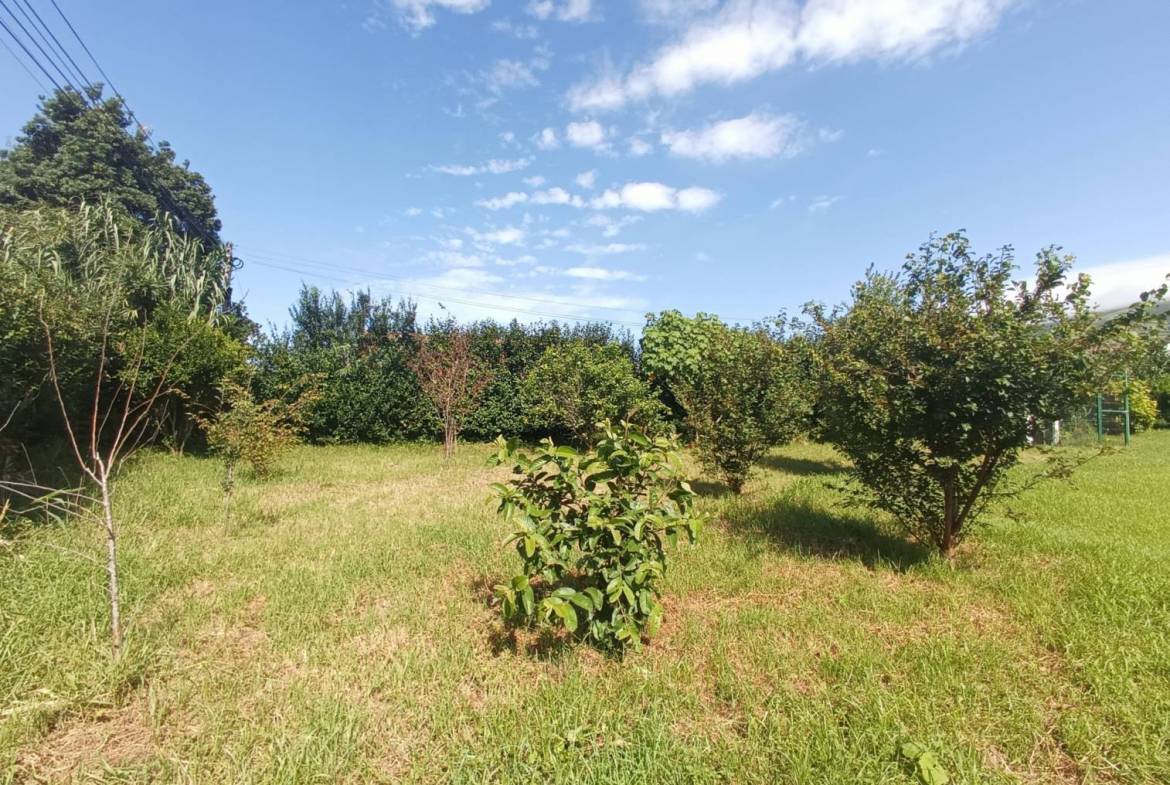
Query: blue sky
2,0,1168,329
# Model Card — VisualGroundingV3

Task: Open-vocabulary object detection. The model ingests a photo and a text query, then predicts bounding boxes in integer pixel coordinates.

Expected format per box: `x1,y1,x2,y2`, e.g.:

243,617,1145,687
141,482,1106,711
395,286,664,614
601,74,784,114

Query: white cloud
532,187,586,207
466,226,526,245
568,1,798,110
769,194,795,209
808,194,841,212
534,127,560,150
405,207,424,216
661,112,807,162
494,254,538,266
566,120,608,149
586,214,643,237
566,242,649,255
432,157,532,176
377,0,491,33
627,137,654,157
797,0,1014,62
591,181,722,213
523,175,547,187
482,59,542,92
527,0,593,22
476,191,530,210
575,169,598,189
565,266,648,281
1075,255,1170,310
394,264,647,325
568,0,1016,111
639,0,719,23
677,186,723,212
429,250,486,268
491,18,540,38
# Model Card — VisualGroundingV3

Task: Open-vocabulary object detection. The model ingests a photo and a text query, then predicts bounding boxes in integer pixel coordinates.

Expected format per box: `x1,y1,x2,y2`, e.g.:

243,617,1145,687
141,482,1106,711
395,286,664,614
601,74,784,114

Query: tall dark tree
0,86,220,243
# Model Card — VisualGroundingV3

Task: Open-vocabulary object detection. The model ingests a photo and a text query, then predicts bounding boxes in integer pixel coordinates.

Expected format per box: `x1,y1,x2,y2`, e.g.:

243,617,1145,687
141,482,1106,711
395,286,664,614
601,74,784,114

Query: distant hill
1096,299,1169,323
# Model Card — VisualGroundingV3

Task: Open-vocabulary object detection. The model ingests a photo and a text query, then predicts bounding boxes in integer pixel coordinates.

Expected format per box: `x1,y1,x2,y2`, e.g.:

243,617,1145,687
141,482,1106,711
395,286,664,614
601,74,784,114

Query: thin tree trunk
99,476,123,656
941,476,958,559
444,417,456,461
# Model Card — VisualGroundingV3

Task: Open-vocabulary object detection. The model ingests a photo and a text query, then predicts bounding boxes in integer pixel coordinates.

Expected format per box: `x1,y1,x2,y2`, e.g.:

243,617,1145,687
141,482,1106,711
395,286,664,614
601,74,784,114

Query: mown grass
1,433,1167,784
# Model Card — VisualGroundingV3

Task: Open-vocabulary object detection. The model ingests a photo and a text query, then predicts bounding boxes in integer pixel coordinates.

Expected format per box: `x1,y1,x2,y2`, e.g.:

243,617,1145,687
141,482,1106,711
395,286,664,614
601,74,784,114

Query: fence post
1123,372,1131,447
1096,392,1104,443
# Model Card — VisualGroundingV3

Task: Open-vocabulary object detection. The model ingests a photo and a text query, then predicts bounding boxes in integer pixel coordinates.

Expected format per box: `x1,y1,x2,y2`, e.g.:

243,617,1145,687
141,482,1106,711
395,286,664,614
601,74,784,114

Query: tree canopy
807,231,1163,556
0,87,220,244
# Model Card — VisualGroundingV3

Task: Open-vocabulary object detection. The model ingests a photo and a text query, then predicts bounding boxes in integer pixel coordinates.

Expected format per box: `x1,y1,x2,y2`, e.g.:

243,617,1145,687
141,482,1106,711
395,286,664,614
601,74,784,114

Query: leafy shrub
1106,378,1158,432
0,202,238,452
490,422,702,652
1154,375,1170,428
808,232,1163,557
643,312,810,492
202,381,313,480
521,341,666,445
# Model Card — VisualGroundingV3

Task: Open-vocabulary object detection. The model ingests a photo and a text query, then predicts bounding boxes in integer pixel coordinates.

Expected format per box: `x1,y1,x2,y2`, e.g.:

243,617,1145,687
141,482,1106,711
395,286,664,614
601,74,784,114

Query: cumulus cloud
482,59,542,92
565,266,648,281
491,18,540,38
432,157,532,175
568,0,1016,111
568,1,797,110
566,120,608,149
532,187,585,206
639,0,719,23
661,112,807,161
405,207,424,216
586,214,643,237
533,127,560,149
566,242,649,255
797,0,1015,62
527,0,593,22
476,192,529,210
627,137,654,157
466,226,526,245
591,181,722,212
523,175,547,187
576,169,598,189
372,0,491,33
471,181,721,214
1074,255,1170,310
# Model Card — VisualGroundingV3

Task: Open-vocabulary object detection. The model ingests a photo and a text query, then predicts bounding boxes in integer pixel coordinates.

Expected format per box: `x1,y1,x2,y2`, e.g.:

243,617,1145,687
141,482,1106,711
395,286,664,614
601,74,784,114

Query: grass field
2,432,1168,784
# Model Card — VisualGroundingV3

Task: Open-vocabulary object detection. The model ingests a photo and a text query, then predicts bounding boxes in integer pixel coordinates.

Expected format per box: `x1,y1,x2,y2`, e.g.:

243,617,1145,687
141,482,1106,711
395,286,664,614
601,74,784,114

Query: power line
0,0,77,96
0,26,45,90
238,244,768,325
47,0,138,128
238,244,655,320
16,0,93,93
0,10,59,90
36,0,217,245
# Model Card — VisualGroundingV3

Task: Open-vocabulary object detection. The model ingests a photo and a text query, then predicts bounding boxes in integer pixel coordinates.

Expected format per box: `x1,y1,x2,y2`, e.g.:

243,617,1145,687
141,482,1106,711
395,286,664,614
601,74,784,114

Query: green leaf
553,602,578,632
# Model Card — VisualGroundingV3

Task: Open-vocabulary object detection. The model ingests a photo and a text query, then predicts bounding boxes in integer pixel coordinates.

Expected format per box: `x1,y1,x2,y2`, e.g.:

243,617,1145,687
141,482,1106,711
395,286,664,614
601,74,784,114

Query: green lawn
2,432,1168,784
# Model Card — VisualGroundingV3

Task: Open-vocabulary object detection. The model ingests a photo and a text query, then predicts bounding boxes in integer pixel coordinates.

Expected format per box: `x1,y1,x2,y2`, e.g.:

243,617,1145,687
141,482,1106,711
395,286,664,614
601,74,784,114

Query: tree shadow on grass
469,573,580,661
690,478,734,498
758,454,850,477
725,492,931,572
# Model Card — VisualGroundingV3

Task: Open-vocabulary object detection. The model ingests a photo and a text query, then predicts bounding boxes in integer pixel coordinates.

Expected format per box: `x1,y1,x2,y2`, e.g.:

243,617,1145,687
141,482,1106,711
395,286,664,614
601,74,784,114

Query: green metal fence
1058,374,1134,447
